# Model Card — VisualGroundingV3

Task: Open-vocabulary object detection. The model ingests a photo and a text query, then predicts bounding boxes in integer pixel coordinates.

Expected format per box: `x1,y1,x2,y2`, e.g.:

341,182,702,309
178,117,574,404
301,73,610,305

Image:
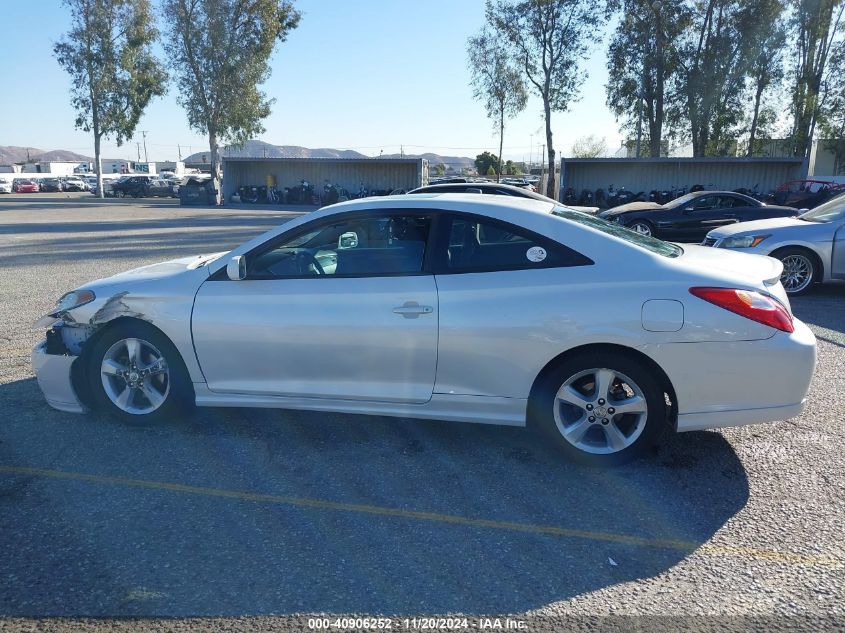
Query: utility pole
136,142,142,161
529,134,533,169
177,144,182,161
141,130,149,163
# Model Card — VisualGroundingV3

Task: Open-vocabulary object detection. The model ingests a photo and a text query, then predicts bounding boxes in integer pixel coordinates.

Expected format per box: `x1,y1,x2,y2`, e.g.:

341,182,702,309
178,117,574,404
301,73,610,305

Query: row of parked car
0,175,92,194
101,175,182,198
0,173,195,197
411,180,844,296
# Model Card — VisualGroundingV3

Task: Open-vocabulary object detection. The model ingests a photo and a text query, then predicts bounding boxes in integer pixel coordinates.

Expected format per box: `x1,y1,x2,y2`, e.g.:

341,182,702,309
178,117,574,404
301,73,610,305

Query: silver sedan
32,194,816,466
703,194,845,294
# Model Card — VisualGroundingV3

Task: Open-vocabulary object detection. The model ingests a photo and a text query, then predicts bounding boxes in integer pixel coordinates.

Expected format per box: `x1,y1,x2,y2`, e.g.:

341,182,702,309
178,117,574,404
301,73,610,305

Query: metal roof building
221,156,429,203
560,157,807,196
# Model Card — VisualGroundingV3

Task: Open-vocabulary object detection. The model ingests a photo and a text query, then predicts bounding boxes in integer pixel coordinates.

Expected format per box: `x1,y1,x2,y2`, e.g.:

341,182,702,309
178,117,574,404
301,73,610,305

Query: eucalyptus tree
467,29,528,182
745,10,786,156
163,0,301,204
676,0,773,156
788,0,844,158
486,0,609,197
54,0,165,197
606,0,687,157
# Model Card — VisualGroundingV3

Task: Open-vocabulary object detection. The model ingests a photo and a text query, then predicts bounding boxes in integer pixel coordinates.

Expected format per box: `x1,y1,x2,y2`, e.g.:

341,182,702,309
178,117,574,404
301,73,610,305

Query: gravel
0,196,843,632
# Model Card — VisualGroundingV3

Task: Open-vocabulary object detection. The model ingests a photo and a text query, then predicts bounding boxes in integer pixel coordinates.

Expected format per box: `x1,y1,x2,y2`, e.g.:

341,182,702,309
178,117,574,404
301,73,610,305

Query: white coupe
32,194,816,465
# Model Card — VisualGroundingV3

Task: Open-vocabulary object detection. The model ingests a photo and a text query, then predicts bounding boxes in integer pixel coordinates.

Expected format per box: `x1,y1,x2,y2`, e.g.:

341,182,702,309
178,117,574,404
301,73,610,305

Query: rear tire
86,320,194,422
628,220,655,237
529,351,667,466
772,247,818,295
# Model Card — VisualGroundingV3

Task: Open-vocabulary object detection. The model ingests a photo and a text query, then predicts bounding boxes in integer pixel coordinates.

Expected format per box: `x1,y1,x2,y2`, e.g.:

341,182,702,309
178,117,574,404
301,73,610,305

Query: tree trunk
544,101,555,199
747,81,764,157
651,20,665,158
209,130,221,205
93,125,103,199
497,104,504,183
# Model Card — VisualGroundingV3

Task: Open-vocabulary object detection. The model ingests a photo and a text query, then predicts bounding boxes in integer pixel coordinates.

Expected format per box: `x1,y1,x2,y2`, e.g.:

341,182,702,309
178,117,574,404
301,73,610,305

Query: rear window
551,207,682,258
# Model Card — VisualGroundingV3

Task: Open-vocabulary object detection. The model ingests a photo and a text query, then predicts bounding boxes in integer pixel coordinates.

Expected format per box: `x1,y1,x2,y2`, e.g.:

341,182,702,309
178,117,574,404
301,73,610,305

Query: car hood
706,216,807,238
601,202,663,217
36,252,228,328
98,252,227,284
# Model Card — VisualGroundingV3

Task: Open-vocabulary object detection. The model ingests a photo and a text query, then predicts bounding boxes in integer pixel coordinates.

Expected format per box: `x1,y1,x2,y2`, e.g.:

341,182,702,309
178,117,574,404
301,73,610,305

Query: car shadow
0,377,749,617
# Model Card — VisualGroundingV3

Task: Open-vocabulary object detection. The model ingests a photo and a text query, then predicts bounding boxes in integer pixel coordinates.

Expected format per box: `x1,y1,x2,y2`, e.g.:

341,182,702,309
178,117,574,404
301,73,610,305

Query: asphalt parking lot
0,195,844,632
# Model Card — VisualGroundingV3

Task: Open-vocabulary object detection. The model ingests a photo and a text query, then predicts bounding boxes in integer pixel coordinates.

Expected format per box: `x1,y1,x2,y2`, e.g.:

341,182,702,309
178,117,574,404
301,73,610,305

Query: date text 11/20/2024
307,617,527,630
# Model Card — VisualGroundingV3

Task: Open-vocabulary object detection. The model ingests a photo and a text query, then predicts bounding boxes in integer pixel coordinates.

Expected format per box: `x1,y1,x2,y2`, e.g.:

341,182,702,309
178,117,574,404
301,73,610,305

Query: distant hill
0,145,92,164
183,140,475,171
183,140,369,163
380,152,474,172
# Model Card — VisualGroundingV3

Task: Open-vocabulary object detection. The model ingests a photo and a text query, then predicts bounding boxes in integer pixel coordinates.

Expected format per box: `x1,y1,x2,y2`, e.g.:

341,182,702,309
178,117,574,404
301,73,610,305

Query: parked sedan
39,178,64,192
0,177,11,194
62,177,89,192
12,179,39,193
31,195,815,466
703,193,845,294
598,191,799,242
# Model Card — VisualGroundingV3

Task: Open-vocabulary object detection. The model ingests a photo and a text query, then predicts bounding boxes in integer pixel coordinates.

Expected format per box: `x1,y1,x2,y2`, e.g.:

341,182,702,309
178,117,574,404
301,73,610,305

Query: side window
247,214,431,279
443,215,591,272
720,196,744,208
692,196,717,210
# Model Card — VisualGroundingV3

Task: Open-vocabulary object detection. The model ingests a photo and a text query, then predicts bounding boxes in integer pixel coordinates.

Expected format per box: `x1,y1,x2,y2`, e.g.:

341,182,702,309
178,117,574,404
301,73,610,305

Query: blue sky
0,0,622,162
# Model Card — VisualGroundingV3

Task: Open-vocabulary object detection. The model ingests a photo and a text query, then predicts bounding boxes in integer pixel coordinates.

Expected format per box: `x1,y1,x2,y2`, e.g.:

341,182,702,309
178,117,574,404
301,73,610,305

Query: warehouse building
560,157,806,197
221,157,429,203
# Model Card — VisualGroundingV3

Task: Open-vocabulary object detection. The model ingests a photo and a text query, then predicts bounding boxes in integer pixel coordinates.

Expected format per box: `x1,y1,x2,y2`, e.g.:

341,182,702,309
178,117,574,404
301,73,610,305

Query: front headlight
720,234,770,249
33,289,96,329
56,289,96,312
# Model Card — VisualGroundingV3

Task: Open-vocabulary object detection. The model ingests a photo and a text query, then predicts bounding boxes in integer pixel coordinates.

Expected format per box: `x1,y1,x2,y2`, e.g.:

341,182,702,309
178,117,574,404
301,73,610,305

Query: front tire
773,247,818,295
86,321,194,422
530,352,667,466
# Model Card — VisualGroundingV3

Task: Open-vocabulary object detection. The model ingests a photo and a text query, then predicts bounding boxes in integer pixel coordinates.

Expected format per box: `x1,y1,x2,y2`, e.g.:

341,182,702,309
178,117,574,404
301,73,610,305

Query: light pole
141,130,149,163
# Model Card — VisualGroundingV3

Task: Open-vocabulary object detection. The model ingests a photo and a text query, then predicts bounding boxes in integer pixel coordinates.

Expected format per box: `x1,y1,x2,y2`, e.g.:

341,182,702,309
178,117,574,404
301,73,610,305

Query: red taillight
689,287,794,333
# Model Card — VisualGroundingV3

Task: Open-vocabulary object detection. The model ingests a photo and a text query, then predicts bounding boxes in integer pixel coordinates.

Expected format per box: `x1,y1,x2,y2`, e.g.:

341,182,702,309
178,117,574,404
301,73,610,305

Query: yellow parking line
0,464,840,568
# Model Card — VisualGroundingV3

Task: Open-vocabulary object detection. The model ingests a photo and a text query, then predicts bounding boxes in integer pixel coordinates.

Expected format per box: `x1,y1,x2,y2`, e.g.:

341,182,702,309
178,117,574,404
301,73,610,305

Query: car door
671,195,728,241
430,212,594,399
191,211,439,403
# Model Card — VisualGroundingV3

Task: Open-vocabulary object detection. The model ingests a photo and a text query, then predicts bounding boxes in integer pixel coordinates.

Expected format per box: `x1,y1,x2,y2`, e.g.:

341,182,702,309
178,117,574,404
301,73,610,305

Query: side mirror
226,255,247,280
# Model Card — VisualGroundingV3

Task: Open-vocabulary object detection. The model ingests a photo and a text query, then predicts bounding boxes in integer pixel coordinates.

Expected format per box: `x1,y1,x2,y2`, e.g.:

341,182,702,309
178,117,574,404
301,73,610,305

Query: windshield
799,193,845,222
665,193,700,208
551,207,683,257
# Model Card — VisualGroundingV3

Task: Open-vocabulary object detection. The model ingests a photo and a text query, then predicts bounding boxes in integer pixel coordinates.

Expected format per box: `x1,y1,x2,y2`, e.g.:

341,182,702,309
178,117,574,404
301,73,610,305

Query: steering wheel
297,250,325,275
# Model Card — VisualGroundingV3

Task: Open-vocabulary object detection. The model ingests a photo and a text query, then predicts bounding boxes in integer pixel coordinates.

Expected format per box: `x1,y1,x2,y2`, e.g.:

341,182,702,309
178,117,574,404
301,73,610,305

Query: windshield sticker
526,246,547,262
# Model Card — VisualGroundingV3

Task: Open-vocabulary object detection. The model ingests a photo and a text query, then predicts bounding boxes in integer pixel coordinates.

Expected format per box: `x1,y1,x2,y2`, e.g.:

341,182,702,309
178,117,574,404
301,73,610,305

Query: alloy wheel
781,254,813,293
553,368,648,454
100,337,170,415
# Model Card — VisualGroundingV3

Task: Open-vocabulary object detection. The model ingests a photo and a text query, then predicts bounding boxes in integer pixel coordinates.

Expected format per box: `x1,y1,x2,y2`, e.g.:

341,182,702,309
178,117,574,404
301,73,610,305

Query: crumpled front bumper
31,341,88,413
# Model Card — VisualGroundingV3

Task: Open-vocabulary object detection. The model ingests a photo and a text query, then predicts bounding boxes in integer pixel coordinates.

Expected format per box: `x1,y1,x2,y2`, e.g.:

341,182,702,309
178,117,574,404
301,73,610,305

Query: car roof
411,181,557,202
684,190,752,196
327,192,556,216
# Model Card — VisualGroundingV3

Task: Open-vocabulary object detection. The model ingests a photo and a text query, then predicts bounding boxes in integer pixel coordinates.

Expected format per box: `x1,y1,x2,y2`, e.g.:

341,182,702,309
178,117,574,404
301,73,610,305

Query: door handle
393,301,434,318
